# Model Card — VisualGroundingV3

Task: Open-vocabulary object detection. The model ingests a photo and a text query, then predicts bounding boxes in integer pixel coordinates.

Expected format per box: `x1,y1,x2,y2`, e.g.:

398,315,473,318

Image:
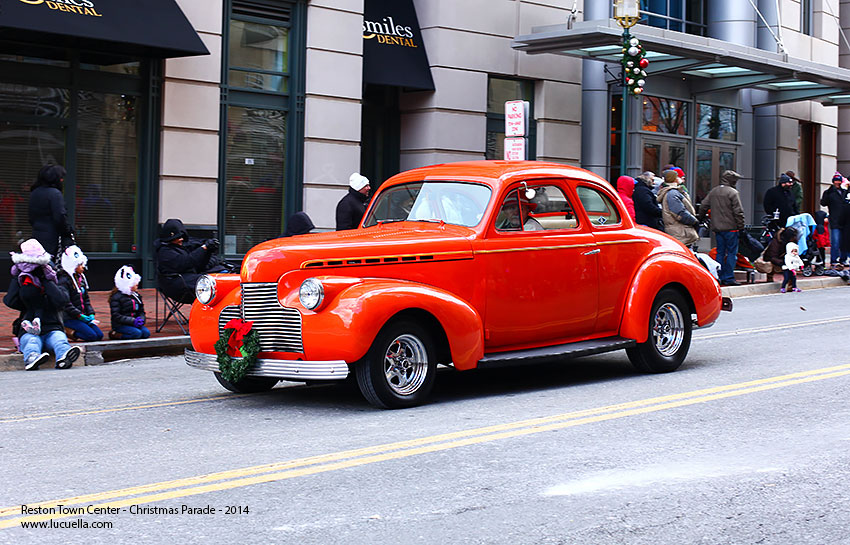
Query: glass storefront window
0,84,70,118
224,105,286,254
696,104,737,141
486,77,535,160
81,62,141,76
0,54,70,68
75,92,139,253
0,125,66,251
642,0,707,36
228,20,289,92
642,96,689,136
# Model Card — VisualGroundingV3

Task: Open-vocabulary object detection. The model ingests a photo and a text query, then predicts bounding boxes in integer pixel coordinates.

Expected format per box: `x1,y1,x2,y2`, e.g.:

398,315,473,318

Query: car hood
241,223,476,282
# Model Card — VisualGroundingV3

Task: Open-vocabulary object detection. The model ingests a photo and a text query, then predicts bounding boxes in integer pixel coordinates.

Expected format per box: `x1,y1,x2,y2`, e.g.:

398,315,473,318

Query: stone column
581,0,612,178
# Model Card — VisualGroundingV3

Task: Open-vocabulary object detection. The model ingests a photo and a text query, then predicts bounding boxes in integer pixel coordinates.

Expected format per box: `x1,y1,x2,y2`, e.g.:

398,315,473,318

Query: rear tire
214,372,279,393
355,320,436,409
626,289,692,373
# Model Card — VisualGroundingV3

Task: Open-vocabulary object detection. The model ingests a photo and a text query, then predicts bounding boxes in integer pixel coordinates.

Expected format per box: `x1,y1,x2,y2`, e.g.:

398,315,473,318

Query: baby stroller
758,214,783,248
801,225,826,277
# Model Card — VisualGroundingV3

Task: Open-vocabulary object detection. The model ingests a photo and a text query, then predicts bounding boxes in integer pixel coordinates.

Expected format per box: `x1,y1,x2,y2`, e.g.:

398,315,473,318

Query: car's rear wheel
355,320,436,409
626,288,692,373
214,372,279,393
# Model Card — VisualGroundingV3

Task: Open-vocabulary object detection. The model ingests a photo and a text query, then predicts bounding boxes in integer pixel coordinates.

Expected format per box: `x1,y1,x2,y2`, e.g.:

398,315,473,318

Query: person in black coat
4,239,80,370
109,265,149,340
335,173,371,230
154,218,221,303
28,164,74,257
633,171,664,231
820,172,848,266
763,173,799,225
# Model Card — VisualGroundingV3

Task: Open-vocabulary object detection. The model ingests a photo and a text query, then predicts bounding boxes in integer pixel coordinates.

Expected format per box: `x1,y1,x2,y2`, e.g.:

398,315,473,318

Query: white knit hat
349,173,370,191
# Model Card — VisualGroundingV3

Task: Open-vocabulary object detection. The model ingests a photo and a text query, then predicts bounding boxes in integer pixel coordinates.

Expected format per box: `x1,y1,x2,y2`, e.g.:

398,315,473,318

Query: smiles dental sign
18,0,102,17
363,17,418,48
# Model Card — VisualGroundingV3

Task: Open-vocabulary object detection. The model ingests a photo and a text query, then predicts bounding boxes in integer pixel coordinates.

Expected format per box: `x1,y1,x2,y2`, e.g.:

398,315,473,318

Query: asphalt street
1,287,849,544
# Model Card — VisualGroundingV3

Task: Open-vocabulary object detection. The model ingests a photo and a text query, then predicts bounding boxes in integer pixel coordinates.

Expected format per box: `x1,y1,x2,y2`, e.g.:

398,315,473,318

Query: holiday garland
215,318,261,383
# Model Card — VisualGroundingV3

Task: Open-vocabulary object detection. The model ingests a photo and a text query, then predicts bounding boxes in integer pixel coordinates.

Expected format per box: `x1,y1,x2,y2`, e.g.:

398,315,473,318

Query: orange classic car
185,161,730,408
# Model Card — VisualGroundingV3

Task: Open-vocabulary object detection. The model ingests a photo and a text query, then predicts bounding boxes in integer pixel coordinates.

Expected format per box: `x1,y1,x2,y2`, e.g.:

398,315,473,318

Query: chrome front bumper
184,349,349,381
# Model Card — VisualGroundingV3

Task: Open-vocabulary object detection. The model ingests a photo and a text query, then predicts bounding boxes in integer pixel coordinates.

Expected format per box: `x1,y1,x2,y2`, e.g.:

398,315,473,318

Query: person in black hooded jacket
154,218,221,303
282,211,315,237
28,164,74,257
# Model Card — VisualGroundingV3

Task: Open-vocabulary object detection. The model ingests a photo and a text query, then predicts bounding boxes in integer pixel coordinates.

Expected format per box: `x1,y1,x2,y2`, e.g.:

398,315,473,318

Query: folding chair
155,287,189,334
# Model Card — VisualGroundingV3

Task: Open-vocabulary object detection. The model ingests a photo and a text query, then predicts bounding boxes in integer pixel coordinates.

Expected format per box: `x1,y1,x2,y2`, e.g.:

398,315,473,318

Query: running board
477,336,636,369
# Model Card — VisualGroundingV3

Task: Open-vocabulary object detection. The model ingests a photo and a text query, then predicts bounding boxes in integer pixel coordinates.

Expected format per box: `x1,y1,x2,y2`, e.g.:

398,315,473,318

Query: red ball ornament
639,58,649,69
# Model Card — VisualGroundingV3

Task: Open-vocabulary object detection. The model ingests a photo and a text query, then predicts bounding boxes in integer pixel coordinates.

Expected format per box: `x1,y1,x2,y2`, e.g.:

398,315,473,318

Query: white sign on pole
504,137,527,161
505,100,529,137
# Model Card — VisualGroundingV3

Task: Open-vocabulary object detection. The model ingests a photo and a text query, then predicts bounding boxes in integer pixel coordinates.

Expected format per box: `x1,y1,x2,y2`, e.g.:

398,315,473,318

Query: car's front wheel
214,372,279,393
355,320,436,409
626,288,692,373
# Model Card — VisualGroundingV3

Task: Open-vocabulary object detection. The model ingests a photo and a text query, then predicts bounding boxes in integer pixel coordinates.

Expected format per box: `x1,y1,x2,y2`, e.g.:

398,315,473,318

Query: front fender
284,278,485,370
619,253,722,343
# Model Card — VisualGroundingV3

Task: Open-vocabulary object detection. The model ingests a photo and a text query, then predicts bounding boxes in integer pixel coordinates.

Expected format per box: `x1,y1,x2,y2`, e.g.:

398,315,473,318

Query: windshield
363,181,492,227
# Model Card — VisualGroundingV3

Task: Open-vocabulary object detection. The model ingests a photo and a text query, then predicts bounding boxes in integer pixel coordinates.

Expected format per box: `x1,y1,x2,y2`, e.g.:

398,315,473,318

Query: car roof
381,160,611,192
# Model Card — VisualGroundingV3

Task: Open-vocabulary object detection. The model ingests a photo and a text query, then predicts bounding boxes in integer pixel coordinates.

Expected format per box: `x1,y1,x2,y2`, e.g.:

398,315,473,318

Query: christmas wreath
215,318,261,383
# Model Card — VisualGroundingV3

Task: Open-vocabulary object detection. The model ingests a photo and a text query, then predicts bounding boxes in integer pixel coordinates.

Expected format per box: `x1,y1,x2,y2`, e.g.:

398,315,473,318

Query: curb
0,336,191,372
720,276,847,298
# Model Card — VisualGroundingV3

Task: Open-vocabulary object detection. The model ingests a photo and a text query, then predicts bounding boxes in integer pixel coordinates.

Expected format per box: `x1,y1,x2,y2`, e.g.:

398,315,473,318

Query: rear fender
283,278,484,370
620,253,722,343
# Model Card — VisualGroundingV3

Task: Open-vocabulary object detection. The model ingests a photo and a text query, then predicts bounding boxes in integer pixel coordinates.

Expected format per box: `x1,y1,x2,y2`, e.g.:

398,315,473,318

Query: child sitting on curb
109,265,150,340
3,239,81,370
781,242,804,293
57,245,103,341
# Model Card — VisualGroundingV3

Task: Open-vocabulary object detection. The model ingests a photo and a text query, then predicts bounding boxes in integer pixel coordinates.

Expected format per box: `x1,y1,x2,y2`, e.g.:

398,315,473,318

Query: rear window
576,186,621,226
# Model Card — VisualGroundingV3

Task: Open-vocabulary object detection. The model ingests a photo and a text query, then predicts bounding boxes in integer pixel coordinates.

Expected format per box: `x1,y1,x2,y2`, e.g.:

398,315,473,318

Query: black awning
0,0,208,61
362,0,434,91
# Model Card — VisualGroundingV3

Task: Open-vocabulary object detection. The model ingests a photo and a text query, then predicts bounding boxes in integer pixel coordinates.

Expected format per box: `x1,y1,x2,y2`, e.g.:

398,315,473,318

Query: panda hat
61,245,89,291
114,265,142,295
61,245,88,277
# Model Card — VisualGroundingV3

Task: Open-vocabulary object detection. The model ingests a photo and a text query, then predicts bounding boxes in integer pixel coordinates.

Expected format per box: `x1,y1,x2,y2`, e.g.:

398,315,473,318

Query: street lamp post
614,0,640,178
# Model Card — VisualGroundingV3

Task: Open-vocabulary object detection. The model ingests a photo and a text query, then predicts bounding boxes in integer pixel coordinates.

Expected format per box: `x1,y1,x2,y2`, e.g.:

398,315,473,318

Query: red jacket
617,176,636,221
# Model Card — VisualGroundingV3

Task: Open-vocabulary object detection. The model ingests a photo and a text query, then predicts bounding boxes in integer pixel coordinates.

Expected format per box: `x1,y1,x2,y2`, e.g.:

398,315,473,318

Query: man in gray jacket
698,170,746,286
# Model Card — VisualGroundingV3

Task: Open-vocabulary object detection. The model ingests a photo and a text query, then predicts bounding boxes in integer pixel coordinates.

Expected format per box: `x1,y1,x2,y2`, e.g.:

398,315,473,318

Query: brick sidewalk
0,288,187,356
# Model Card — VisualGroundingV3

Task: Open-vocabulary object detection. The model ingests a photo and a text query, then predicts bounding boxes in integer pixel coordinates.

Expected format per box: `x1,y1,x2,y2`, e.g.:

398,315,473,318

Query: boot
108,330,122,340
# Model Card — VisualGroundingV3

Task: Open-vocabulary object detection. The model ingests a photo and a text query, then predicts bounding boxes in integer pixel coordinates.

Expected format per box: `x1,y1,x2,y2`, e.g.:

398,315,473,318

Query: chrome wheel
383,333,429,396
652,302,685,357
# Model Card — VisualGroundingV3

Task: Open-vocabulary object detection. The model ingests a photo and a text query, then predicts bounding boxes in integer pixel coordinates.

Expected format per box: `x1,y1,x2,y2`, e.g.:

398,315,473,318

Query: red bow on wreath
224,318,254,356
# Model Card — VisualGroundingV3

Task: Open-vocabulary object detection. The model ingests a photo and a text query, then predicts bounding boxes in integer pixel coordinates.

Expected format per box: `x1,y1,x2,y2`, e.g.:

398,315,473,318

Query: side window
495,184,578,231
576,186,621,226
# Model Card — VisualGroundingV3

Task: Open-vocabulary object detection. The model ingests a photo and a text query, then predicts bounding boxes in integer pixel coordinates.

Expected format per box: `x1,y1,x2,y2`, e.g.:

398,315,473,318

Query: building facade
1,0,849,288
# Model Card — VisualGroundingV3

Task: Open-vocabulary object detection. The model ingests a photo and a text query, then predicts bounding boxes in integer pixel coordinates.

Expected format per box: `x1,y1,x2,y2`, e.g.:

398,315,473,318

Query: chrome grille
218,305,242,333
240,283,304,353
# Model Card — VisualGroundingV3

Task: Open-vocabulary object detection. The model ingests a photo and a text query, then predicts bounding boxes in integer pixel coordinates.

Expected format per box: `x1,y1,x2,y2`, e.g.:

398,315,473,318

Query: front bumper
184,349,349,381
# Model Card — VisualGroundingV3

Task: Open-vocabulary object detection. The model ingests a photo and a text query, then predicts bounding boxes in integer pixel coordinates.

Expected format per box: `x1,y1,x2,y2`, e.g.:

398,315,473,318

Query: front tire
214,372,279,393
355,320,436,409
626,288,692,373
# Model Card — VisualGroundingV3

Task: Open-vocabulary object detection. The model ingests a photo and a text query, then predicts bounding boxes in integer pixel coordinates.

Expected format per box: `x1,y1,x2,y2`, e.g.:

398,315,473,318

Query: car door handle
582,248,600,256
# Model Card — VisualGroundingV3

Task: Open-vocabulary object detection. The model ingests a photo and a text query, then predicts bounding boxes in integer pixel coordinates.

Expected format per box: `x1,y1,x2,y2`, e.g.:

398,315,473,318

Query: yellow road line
2,363,849,528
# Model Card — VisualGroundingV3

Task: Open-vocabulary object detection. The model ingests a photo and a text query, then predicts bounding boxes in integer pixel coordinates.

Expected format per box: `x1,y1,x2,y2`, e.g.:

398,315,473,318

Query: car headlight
299,278,324,310
195,275,216,305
